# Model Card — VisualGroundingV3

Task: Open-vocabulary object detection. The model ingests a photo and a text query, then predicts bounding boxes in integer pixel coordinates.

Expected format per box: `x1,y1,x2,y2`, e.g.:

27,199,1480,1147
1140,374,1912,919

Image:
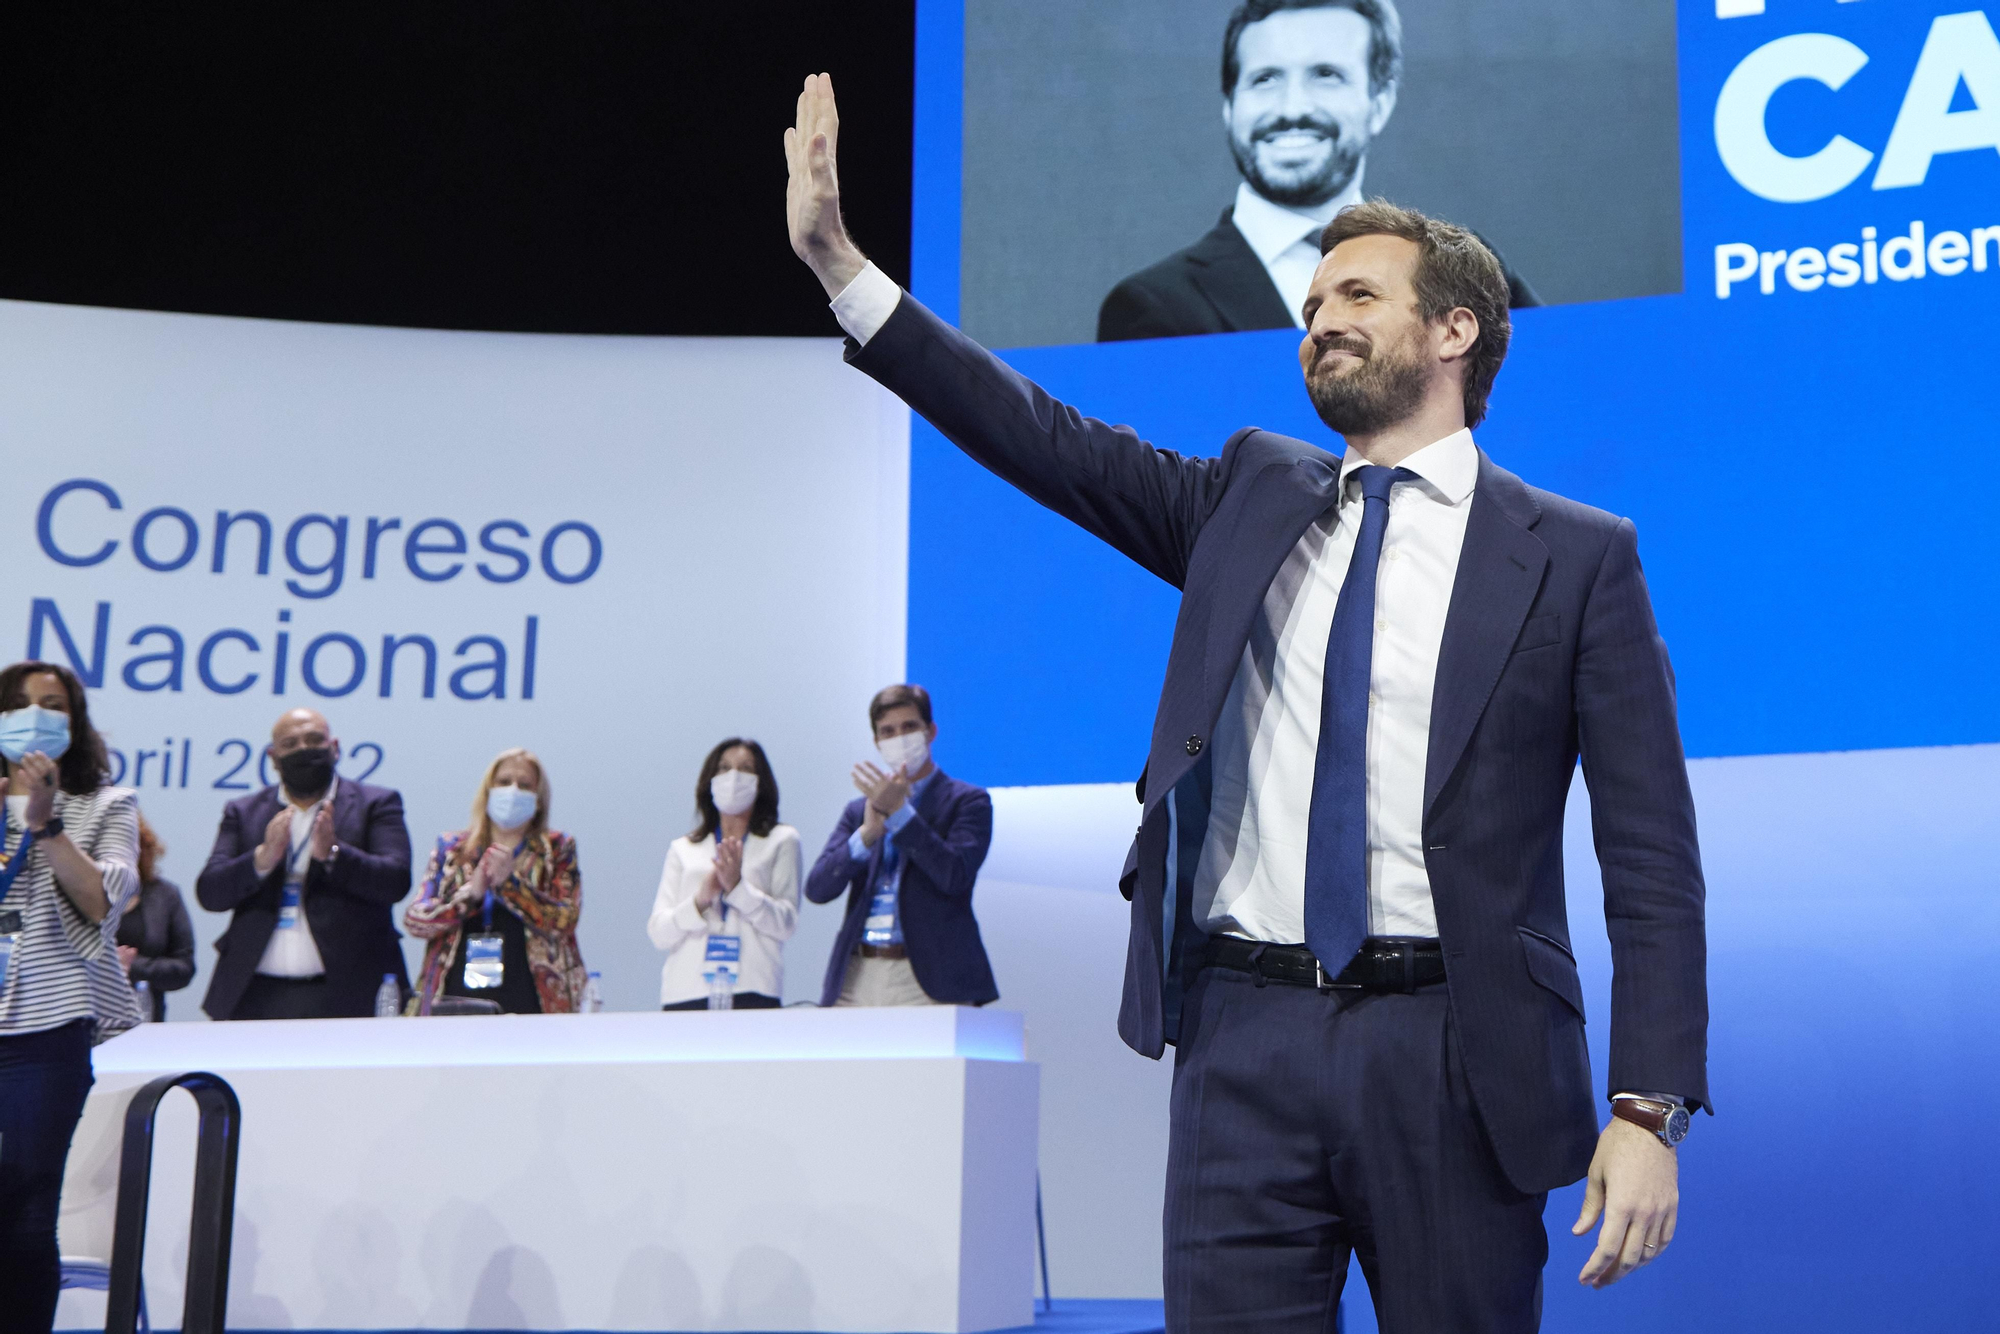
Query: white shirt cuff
829,262,901,346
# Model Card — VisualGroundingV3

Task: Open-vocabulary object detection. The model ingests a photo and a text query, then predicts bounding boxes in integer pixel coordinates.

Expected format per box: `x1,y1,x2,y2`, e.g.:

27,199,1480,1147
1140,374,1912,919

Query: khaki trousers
834,951,939,1007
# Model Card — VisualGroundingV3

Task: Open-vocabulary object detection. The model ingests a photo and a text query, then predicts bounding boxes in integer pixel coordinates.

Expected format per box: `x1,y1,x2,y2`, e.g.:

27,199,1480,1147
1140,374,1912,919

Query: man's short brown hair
869,683,933,731
1319,200,1511,428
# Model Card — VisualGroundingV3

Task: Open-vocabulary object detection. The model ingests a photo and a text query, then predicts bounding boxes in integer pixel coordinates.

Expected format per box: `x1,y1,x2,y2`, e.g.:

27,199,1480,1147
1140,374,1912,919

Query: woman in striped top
0,661,140,1331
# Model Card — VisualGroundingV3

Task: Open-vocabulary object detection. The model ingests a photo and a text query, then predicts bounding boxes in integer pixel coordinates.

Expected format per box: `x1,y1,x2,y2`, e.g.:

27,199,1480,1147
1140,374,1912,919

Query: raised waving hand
784,73,868,297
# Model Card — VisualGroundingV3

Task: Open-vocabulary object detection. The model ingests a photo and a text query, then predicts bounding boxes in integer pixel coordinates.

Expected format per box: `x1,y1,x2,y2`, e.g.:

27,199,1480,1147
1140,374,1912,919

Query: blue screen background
908,0,1999,788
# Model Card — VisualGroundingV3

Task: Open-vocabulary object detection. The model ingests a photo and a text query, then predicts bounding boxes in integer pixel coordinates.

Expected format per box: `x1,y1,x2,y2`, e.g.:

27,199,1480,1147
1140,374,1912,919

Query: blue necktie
1303,464,1416,972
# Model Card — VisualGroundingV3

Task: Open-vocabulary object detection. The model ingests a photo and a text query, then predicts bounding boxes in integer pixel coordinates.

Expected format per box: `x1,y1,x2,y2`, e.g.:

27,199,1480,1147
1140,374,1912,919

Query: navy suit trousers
1167,968,1547,1333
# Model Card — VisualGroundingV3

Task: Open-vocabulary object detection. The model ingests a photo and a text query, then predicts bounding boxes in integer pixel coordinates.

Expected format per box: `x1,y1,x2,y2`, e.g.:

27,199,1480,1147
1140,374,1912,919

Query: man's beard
1306,331,1429,437
1230,114,1366,209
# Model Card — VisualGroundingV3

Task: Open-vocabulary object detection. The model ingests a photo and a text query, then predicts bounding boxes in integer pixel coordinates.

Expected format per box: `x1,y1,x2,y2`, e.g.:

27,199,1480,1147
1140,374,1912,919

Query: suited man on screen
197,707,413,1020
787,74,1706,1331
1099,0,1537,344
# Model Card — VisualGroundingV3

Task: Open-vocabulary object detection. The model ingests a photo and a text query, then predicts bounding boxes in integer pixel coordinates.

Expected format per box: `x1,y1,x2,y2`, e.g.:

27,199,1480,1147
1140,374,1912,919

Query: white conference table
57,1007,1039,1333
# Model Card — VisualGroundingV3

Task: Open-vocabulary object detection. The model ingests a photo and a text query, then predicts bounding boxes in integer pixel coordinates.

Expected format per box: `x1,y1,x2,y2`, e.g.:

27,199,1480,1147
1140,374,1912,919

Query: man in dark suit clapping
805,685,997,1008
788,73,1704,1330
198,708,412,1020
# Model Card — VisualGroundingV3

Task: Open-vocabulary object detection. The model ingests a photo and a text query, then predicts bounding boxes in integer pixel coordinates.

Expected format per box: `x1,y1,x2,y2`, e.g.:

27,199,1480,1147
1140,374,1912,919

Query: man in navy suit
805,684,997,1007
197,707,413,1020
786,76,1707,1331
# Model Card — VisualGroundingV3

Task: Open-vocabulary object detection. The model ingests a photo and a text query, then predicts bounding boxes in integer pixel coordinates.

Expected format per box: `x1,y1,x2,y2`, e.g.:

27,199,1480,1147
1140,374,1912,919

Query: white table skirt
59,1008,1039,1333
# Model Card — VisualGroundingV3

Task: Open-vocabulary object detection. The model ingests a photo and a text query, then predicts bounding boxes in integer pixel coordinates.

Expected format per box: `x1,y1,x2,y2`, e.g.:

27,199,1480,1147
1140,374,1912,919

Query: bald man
197,708,413,1020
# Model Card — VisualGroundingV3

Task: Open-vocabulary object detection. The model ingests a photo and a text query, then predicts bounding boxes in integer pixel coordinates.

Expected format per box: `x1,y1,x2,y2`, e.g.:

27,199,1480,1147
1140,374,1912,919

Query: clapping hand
472,842,515,892
308,803,336,862
714,835,744,892
253,808,293,878
852,761,911,819
0,751,62,832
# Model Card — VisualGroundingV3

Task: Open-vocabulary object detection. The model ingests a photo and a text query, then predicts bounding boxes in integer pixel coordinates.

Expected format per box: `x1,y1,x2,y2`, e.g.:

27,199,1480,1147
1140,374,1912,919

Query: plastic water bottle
707,968,734,1012
133,980,152,1022
583,971,604,1014
374,973,402,1018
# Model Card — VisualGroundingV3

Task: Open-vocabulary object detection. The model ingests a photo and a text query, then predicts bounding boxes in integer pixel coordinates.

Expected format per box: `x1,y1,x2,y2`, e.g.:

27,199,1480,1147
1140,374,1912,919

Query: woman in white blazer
647,738,800,1009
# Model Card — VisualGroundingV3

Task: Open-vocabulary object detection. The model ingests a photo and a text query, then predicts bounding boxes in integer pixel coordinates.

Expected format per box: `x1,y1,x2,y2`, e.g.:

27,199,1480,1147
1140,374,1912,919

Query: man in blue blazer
786,78,1707,1331
805,684,997,1007
197,708,413,1020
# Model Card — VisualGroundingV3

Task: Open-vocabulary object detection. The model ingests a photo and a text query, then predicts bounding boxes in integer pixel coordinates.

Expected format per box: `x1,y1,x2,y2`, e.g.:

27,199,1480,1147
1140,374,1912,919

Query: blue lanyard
0,829,36,902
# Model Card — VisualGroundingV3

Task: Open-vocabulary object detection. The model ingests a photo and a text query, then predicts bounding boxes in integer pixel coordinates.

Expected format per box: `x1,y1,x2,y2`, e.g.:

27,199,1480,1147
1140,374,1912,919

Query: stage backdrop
0,297,910,1016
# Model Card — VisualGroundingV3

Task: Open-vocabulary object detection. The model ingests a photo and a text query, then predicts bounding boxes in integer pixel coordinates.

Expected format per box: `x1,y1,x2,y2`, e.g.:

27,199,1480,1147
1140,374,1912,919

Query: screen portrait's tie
1303,464,1417,973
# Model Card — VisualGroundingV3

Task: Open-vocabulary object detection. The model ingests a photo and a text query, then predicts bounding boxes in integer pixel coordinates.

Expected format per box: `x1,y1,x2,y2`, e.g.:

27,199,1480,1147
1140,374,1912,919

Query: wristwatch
30,816,64,840
1612,1096,1691,1148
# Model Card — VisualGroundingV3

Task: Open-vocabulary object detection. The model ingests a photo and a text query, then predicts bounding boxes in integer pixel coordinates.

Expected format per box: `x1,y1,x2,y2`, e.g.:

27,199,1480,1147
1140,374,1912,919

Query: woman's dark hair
0,660,110,796
689,737,780,842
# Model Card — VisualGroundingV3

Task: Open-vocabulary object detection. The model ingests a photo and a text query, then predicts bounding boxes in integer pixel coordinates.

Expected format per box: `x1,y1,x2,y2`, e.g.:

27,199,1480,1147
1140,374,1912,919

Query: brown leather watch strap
1612,1097,1682,1145
1612,1098,1670,1132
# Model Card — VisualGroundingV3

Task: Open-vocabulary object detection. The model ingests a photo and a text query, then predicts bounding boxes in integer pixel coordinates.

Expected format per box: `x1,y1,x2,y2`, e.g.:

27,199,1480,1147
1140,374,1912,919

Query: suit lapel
1186,213,1299,332
1424,453,1548,816
1194,452,1343,753
332,778,361,842
916,770,951,825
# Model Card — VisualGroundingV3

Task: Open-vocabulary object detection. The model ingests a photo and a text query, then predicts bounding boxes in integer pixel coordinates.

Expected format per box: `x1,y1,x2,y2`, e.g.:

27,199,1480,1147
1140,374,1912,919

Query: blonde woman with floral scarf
404,748,585,1014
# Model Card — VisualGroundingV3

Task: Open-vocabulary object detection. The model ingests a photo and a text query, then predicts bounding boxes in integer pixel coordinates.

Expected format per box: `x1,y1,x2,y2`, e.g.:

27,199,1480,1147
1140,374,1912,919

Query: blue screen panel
909,0,2000,786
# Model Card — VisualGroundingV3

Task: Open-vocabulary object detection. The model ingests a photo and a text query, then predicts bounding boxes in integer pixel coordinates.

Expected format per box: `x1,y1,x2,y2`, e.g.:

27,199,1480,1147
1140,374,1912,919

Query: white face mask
876,730,930,775
710,769,759,817
485,784,539,830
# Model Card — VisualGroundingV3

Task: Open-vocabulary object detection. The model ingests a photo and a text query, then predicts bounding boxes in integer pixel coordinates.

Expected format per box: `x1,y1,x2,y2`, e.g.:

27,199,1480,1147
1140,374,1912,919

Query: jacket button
1185,735,1203,756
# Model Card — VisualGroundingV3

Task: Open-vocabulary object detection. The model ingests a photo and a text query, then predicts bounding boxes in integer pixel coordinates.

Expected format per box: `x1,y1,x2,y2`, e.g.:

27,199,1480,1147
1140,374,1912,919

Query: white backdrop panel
0,299,908,1014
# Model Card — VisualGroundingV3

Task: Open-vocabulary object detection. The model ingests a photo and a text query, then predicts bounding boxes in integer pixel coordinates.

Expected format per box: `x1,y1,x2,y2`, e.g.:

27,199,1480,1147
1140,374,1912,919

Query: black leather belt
1205,935,1446,993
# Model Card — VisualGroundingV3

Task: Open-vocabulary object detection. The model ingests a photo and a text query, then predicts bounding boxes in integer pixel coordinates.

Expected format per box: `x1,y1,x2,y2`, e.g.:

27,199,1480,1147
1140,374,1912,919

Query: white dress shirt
828,272,1475,943
1226,180,1360,329
831,262,903,344
255,779,335,978
1194,430,1477,944
647,825,802,1005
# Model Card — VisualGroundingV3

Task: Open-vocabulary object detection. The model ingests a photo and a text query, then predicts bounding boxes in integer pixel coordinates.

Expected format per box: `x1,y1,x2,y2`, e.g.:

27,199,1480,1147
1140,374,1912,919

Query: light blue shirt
847,770,939,947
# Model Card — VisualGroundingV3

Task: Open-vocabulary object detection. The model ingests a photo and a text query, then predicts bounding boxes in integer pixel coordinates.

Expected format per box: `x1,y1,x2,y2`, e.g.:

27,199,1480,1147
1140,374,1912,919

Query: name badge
464,932,505,989
863,884,898,946
277,884,304,930
0,908,21,994
704,933,741,982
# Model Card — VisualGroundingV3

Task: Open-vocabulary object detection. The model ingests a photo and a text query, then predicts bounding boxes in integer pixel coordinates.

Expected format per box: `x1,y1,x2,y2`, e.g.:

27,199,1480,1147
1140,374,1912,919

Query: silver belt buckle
1314,955,1361,992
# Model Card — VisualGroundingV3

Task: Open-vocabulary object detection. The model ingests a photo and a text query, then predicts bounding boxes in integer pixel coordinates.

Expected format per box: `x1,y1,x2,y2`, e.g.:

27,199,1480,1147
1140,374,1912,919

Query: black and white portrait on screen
956,0,1682,350
1098,0,1541,342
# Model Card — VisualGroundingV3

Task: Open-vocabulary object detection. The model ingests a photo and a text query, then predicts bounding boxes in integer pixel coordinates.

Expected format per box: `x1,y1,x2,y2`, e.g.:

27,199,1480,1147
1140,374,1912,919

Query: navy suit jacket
196,781,414,1020
846,293,1708,1193
804,770,998,1008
